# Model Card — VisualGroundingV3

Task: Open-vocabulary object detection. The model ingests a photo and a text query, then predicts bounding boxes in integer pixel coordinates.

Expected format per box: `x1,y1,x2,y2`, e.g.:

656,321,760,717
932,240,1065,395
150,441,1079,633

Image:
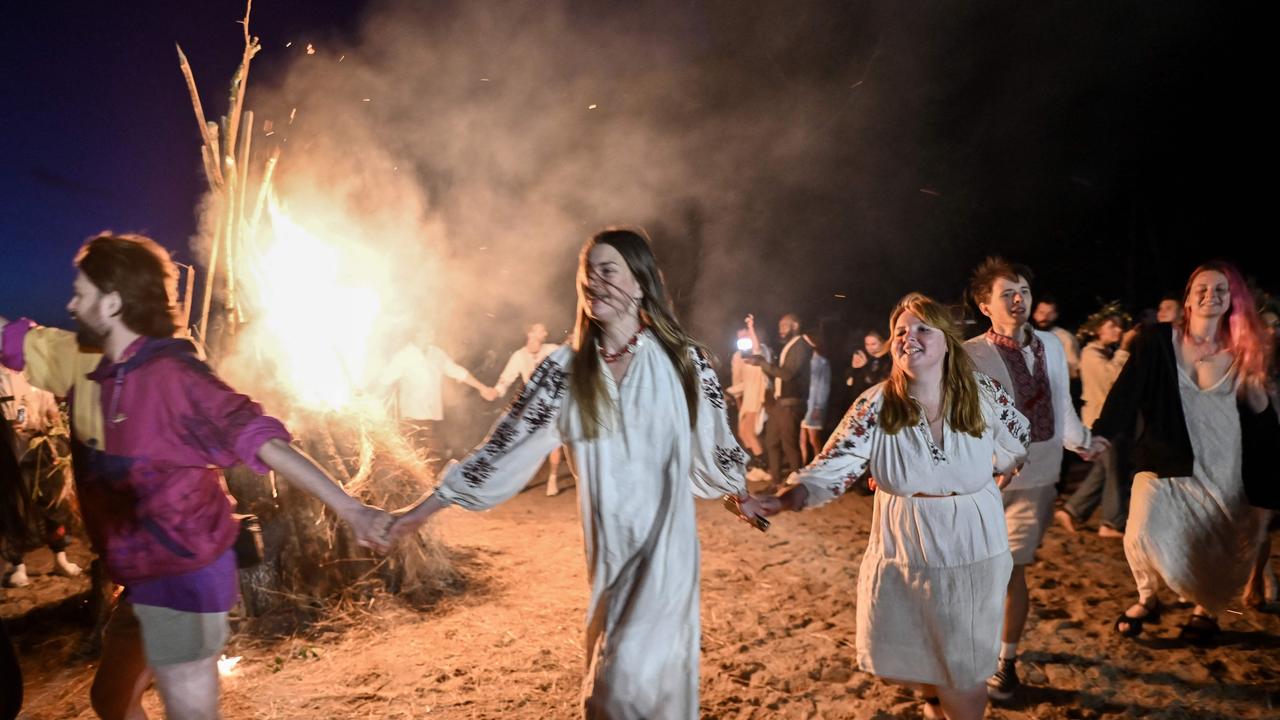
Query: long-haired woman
389,228,753,718
752,293,1029,720
1093,261,1276,643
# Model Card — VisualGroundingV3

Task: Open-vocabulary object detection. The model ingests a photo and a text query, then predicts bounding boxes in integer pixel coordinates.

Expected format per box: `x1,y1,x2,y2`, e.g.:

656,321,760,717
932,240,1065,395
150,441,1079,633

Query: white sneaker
5,563,31,588
546,477,560,497
53,552,83,577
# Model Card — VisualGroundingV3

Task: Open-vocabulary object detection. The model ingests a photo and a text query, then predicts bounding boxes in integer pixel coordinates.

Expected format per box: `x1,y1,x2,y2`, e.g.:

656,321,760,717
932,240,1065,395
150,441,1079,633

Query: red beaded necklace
599,326,645,363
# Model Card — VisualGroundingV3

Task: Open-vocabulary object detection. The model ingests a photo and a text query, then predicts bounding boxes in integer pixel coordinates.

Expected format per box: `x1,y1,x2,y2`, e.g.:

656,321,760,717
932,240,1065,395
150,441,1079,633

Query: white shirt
377,343,468,421
1079,342,1129,428
1048,326,1081,379
964,329,1089,490
0,367,58,435
775,335,805,399
493,343,558,396
437,335,747,717
728,345,773,415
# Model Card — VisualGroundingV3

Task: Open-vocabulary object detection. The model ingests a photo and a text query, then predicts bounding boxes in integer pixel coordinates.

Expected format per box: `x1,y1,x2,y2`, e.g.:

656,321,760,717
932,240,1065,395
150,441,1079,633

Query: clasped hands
338,492,448,554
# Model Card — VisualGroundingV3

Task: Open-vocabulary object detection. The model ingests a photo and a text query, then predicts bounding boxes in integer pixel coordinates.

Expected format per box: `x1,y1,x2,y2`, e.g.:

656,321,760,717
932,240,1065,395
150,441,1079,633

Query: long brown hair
570,228,705,437
75,233,180,338
879,293,986,438
1178,261,1270,380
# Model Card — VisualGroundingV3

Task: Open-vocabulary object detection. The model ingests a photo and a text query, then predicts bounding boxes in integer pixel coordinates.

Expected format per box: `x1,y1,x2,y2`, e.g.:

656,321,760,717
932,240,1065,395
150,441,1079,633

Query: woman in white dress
1093,262,1274,643
388,228,755,718
753,293,1029,720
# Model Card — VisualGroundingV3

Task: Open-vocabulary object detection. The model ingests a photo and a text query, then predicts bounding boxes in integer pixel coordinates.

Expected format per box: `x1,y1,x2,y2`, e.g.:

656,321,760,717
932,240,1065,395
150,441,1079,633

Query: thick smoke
225,0,897,375
208,0,1224,401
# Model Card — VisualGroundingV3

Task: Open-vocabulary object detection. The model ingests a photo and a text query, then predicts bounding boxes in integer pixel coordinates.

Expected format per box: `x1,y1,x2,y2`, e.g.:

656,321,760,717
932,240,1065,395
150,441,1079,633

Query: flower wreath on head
1076,300,1132,345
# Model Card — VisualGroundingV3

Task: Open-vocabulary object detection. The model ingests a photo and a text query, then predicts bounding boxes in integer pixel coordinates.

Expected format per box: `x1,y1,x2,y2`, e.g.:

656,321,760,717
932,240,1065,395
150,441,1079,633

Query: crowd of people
1,228,1278,720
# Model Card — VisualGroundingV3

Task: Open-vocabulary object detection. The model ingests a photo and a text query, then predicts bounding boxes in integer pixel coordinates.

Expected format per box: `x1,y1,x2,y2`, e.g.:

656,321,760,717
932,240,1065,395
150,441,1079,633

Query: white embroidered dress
436,333,748,719
790,374,1030,687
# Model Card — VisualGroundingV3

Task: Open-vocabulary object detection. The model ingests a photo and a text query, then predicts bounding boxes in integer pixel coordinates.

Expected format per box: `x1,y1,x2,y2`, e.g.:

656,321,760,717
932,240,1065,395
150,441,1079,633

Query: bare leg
1243,513,1272,607
937,684,987,720
1002,564,1029,644
151,656,220,720
546,447,563,496
91,602,152,720
738,412,763,457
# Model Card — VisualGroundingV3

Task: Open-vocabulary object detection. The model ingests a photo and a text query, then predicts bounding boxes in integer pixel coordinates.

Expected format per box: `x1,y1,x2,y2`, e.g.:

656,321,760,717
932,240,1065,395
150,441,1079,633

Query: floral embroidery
691,348,713,374
701,376,725,409
713,445,748,474
915,413,947,465
486,420,519,453
525,399,558,431
819,397,877,461
977,372,1030,446
463,355,568,489
460,456,497,487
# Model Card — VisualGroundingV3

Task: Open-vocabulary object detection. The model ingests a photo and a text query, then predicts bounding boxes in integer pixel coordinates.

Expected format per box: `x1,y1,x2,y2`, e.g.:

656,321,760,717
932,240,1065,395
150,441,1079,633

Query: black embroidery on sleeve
714,445,748,474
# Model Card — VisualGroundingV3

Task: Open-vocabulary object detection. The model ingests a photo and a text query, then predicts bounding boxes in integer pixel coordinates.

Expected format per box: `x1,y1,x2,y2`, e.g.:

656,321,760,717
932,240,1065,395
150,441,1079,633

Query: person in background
1032,295,1081,380
1,411,24,720
728,315,771,468
964,257,1104,702
846,329,893,401
492,322,564,495
1243,301,1279,608
799,331,829,465
378,331,498,467
1056,304,1138,538
1,366,81,587
746,313,812,487
1156,293,1184,324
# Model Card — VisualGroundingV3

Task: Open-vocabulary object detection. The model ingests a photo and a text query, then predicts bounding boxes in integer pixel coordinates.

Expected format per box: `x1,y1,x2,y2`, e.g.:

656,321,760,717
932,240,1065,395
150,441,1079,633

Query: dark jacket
1092,323,1279,485
764,336,812,404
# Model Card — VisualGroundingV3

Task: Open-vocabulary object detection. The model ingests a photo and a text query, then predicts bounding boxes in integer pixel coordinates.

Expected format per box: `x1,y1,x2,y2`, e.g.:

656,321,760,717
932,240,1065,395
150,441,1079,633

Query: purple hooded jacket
3,321,289,586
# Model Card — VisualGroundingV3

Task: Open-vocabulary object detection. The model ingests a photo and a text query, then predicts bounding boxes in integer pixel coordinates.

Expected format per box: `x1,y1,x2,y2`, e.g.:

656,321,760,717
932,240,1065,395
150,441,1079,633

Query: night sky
1,1,1271,339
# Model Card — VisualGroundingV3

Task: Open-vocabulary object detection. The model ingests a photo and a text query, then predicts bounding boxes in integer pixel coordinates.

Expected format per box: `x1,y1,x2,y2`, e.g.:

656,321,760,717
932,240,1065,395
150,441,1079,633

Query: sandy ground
5,480,1279,719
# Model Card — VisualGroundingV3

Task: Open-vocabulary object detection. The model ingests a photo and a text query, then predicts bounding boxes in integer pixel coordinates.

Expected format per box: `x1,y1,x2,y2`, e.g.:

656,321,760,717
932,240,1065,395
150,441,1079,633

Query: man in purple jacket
2,233,392,720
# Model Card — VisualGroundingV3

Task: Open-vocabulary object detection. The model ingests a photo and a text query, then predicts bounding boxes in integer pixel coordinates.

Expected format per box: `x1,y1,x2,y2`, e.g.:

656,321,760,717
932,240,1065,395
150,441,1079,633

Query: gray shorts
131,602,229,667
1002,484,1057,565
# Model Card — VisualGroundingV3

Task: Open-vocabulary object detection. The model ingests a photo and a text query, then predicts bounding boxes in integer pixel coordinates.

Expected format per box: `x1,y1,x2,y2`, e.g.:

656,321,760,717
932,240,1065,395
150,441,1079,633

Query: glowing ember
217,654,242,677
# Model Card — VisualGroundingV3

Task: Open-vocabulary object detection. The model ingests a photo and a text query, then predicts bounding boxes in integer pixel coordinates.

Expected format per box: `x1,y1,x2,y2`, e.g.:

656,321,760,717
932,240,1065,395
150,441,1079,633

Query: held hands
385,492,451,546
479,386,499,402
1076,436,1111,462
340,503,395,554
994,464,1022,489
1240,374,1271,414
737,482,808,520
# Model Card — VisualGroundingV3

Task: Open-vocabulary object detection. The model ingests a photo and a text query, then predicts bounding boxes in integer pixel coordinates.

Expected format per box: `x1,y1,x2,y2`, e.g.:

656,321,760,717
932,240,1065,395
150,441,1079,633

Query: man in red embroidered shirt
2,233,392,720
964,257,1106,702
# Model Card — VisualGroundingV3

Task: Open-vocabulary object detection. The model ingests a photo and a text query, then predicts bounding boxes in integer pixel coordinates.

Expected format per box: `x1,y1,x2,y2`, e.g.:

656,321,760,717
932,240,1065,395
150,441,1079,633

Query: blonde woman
389,228,753,718
754,293,1029,720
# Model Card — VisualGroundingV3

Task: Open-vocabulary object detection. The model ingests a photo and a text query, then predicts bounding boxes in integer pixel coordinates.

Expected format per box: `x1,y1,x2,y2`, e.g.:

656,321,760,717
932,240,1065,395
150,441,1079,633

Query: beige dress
1123,353,1266,613
790,373,1029,687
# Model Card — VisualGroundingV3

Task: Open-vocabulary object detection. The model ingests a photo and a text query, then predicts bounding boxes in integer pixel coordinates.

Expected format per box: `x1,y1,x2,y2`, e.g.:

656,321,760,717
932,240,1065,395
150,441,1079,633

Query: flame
217,654,242,677
233,196,391,414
